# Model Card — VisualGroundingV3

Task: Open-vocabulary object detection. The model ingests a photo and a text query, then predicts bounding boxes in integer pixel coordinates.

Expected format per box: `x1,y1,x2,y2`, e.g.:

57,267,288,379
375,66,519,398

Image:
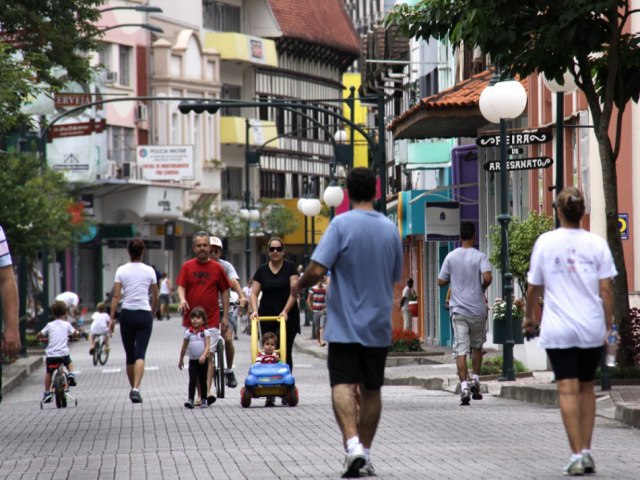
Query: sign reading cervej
425,202,460,242
476,128,553,147
137,145,194,181
483,156,554,172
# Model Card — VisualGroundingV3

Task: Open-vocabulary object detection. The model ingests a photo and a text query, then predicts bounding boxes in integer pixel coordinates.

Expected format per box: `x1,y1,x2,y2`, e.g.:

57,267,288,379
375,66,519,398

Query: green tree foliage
0,0,106,132
0,153,87,258
488,211,553,294
258,199,299,238
387,0,640,364
184,198,299,241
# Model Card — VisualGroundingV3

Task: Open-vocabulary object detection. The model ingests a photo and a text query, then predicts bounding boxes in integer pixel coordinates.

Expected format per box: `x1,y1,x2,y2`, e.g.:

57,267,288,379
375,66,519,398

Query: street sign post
508,147,524,156
476,128,552,147
483,156,554,172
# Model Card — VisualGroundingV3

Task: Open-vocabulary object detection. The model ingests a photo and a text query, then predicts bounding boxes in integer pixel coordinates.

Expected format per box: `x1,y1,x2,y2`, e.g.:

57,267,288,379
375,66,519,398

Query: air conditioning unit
105,160,117,179
135,104,148,122
105,71,118,84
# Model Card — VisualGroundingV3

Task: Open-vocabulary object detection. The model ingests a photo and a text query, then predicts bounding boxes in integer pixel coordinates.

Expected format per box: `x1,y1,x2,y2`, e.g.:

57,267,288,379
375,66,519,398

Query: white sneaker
360,460,377,477
342,443,366,478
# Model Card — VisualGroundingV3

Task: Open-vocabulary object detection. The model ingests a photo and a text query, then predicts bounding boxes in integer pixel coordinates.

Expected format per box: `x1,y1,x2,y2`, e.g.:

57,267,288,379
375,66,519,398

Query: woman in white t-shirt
109,238,159,404
523,187,617,476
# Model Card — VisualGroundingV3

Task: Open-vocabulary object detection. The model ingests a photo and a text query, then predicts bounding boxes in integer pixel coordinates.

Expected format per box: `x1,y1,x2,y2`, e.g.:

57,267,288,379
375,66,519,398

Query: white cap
209,236,223,248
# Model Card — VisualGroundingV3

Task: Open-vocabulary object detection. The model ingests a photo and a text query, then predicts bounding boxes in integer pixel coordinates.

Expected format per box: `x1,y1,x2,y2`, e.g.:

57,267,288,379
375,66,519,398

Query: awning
388,69,528,140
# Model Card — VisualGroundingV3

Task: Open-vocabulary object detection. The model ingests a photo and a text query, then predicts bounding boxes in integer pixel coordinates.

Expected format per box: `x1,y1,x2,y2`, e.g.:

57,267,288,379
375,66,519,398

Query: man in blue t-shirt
293,168,402,478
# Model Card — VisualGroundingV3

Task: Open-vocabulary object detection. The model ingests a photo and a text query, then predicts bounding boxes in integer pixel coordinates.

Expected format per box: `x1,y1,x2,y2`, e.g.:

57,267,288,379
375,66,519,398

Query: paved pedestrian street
1,318,638,479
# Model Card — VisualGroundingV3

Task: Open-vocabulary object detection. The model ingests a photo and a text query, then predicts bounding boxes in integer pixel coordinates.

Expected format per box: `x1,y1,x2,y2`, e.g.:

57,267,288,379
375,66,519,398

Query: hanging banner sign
483,156,554,172
425,202,460,242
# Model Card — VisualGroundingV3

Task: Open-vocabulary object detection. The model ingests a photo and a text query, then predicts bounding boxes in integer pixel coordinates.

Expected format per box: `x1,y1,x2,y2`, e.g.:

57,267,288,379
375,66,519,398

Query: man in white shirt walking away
438,221,492,406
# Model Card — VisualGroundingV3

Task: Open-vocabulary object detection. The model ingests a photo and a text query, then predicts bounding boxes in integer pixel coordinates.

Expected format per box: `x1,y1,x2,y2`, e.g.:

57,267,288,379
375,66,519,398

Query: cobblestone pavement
1,318,639,479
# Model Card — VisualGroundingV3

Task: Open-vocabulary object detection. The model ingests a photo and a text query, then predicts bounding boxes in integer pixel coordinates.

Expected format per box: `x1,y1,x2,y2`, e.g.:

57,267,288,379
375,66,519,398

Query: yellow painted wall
342,73,369,168
204,32,278,66
279,198,330,246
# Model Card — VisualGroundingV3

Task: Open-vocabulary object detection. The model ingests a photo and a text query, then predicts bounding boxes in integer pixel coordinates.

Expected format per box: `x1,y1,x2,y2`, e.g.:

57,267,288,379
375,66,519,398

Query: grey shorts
451,313,487,356
313,310,326,329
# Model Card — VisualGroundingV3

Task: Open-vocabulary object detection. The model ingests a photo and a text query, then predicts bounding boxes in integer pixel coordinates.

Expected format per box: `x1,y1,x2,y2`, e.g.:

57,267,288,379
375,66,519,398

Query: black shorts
546,346,604,382
328,343,388,390
46,356,72,374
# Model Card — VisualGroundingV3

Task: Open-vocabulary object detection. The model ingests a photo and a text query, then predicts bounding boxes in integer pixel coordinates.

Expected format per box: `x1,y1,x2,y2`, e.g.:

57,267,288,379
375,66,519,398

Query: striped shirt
310,285,326,311
0,226,12,268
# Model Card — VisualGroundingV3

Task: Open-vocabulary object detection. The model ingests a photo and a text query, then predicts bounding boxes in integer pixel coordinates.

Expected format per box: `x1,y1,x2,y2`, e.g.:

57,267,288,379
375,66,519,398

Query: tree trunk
597,131,632,365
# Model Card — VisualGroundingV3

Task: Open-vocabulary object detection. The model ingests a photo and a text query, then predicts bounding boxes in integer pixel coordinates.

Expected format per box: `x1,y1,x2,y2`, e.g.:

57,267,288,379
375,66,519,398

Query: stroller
240,316,298,408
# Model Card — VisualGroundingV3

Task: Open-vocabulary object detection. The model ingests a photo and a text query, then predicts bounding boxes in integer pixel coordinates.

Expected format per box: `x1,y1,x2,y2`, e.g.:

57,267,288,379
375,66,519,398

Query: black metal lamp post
298,177,321,265
541,71,578,225
479,72,528,381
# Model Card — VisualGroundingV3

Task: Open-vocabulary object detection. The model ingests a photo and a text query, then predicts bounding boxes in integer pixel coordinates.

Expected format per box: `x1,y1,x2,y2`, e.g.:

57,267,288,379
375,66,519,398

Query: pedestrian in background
109,238,159,404
159,273,172,321
438,221,492,406
293,167,403,478
523,187,616,476
250,237,300,374
209,235,248,389
177,232,230,404
400,278,416,331
307,276,327,346
0,225,20,358
55,290,81,327
36,300,78,403
179,306,212,409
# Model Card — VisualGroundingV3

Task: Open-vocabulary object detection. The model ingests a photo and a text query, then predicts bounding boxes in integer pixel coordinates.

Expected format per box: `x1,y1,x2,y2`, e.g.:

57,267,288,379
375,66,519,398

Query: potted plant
492,297,525,344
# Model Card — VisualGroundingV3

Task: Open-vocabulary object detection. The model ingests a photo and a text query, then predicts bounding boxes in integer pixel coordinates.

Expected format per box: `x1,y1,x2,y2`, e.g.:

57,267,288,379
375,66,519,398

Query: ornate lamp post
479,74,527,381
323,128,347,219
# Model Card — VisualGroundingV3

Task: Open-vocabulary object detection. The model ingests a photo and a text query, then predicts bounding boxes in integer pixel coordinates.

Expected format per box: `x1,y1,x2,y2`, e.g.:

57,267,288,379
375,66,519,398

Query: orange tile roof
268,0,360,55
388,69,529,131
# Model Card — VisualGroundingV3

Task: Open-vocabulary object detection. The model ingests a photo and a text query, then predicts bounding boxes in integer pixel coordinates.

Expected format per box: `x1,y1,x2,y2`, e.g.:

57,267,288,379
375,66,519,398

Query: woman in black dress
250,237,300,373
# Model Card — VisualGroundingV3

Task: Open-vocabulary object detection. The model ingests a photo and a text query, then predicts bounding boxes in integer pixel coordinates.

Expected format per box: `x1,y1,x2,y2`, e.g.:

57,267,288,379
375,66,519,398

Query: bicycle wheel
215,340,225,399
92,340,99,366
98,339,109,365
53,372,65,408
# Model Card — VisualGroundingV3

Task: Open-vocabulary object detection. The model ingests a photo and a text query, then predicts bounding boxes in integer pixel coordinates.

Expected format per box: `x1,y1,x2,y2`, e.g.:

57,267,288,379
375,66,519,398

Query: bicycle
92,334,110,366
41,360,77,409
212,335,226,399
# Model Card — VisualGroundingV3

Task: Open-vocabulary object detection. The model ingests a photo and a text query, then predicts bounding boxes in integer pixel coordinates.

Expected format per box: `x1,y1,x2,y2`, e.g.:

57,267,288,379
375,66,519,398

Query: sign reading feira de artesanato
483,156,554,172
137,145,194,181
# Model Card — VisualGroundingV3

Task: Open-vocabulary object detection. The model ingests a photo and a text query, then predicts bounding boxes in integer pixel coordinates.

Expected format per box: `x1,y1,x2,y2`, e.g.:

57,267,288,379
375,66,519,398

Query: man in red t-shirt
177,232,231,403
177,232,231,330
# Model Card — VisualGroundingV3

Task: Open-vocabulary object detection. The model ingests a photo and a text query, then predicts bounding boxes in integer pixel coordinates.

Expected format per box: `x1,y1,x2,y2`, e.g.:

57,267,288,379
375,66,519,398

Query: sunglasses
269,246,283,252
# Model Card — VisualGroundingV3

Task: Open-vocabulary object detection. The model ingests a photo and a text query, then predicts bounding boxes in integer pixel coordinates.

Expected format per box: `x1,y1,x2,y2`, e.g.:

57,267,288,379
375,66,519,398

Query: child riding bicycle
36,300,79,403
89,302,111,355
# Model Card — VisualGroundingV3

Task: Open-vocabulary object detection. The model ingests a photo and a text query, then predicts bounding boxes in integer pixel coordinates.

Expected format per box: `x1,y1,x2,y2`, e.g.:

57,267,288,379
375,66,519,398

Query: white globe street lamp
478,85,501,124
334,128,348,144
542,70,578,94
301,198,322,217
323,184,344,208
488,80,527,119
479,75,527,382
